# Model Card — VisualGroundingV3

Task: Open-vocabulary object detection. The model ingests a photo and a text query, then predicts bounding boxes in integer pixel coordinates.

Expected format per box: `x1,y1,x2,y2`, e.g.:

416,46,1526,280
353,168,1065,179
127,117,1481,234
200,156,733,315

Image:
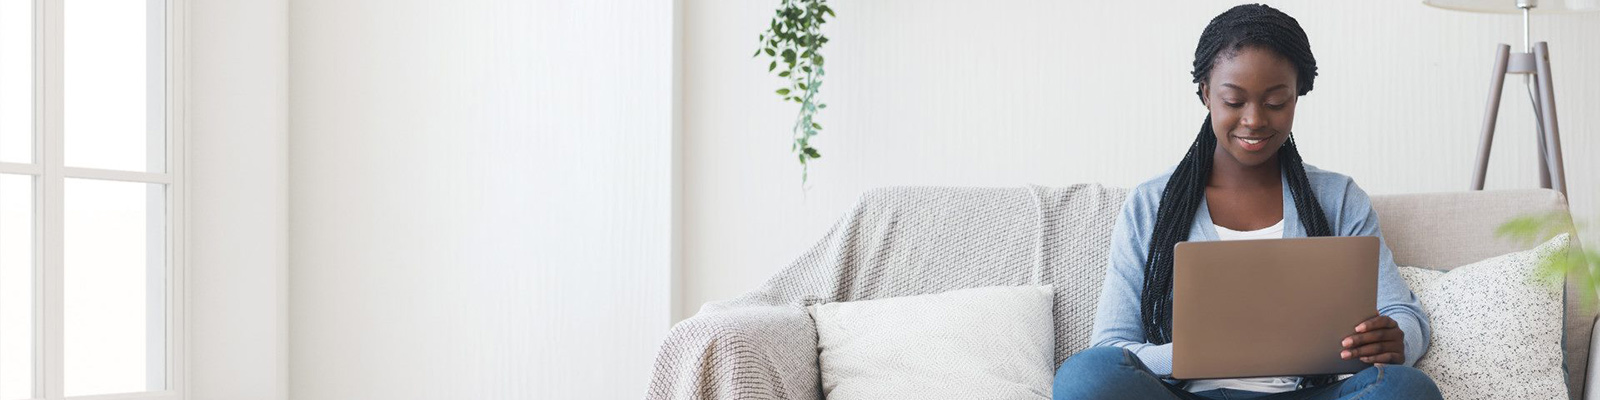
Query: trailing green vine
755,0,832,183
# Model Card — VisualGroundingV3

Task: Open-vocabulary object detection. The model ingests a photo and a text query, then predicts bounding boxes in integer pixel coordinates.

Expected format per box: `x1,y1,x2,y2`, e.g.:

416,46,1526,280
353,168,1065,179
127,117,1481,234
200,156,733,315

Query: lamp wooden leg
1532,74,1551,189
1533,42,1566,196
1472,44,1511,191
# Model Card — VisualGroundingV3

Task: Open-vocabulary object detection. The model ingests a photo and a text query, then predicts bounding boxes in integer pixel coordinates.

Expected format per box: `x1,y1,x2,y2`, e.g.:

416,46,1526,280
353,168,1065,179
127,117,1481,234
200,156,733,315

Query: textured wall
288,0,673,398
680,0,1600,320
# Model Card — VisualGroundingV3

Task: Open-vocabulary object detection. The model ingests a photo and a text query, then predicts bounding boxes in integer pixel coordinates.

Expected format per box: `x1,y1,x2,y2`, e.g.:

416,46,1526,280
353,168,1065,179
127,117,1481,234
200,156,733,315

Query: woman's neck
1209,153,1282,189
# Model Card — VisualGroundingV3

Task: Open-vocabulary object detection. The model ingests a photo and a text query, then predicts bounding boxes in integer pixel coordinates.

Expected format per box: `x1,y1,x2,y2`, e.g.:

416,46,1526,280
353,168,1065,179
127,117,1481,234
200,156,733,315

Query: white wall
287,1,674,399
679,0,1600,321
186,0,288,399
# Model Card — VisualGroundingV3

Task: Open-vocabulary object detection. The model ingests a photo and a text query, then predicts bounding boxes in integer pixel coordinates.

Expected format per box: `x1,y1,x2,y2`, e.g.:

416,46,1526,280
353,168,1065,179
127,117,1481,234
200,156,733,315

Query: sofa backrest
700,185,1128,371
1372,188,1588,400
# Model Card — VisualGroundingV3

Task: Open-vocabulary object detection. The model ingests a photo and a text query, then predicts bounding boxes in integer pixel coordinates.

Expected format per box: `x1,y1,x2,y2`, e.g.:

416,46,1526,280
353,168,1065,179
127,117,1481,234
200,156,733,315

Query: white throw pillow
1398,234,1570,400
809,285,1055,400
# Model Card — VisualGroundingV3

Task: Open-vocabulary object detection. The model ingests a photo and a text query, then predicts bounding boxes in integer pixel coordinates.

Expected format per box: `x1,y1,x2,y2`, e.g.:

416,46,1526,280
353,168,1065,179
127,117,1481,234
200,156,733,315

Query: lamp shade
1424,0,1600,13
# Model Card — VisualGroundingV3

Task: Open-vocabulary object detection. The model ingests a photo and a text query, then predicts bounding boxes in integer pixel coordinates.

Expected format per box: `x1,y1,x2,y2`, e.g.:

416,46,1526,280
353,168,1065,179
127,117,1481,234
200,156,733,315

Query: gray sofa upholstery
647,185,1591,400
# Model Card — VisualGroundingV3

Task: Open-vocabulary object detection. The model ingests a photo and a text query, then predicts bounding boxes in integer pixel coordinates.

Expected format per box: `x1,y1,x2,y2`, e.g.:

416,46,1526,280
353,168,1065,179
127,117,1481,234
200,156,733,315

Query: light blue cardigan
1090,163,1431,376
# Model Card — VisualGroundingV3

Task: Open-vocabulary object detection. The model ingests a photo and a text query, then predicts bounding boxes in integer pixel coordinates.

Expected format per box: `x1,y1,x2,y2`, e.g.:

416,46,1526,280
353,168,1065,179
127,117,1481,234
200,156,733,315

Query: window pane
64,0,164,172
0,174,33,400
64,178,164,396
0,0,32,163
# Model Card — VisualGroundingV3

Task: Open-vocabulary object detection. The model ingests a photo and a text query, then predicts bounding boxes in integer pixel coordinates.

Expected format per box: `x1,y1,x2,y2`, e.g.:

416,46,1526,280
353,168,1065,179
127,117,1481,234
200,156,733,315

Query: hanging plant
755,0,832,183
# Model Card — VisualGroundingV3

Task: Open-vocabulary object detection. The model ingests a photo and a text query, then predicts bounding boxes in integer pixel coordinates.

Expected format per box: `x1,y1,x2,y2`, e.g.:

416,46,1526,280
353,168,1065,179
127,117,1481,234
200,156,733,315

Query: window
0,0,184,399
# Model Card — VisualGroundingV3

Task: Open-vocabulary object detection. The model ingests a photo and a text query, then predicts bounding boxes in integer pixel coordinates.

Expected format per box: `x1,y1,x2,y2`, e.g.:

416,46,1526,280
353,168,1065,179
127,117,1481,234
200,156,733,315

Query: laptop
1170,236,1379,380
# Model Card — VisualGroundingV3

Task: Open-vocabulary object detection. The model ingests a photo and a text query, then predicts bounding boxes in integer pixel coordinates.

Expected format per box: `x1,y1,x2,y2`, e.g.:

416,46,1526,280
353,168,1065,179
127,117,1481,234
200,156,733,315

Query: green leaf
769,60,777,72
798,82,808,90
1497,211,1576,245
778,70,790,77
777,88,791,95
765,48,776,57
812,122,822,130
753,48,761,58
802,66,812,73
818,103,827,109
822,5,835,17
804,147,821,158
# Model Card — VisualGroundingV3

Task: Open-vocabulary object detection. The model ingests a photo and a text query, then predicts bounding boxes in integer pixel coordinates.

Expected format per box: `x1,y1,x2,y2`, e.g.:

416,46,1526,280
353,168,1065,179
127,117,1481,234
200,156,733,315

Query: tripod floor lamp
1424,0,1598,196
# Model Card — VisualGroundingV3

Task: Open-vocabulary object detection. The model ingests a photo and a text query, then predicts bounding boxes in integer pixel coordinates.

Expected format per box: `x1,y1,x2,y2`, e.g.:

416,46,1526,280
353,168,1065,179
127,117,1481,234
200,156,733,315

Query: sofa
646,184,1593,399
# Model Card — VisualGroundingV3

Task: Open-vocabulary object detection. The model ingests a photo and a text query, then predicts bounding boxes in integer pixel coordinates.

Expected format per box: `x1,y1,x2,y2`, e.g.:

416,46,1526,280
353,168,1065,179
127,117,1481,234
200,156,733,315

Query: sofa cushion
809,285,1055,400
1398,234,1570,400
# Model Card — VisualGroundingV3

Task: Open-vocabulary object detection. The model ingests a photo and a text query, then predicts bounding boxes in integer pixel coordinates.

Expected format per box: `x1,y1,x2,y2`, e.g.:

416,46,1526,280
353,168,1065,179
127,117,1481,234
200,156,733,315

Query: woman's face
1201,46,1299,169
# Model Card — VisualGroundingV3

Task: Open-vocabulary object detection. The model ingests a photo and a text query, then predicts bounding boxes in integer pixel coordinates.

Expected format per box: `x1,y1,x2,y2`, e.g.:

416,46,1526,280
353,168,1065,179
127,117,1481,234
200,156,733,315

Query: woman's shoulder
1127,165,1181,204
1301,163,1355,188
1301,163,1367,200
1300,164,1377,225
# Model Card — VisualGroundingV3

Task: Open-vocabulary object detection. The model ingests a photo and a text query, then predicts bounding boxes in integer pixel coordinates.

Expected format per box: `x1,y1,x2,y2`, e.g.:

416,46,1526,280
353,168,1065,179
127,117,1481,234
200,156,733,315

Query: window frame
0,0,186,398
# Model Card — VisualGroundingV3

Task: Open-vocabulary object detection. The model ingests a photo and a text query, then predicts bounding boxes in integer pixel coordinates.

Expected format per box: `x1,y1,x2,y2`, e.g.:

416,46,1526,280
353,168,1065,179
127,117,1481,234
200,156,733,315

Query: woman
1051,5,1443,400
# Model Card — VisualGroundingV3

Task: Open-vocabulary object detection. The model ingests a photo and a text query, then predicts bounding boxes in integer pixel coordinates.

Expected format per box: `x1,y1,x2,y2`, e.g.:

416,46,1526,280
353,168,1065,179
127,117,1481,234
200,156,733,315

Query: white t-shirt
1183,219,1301,394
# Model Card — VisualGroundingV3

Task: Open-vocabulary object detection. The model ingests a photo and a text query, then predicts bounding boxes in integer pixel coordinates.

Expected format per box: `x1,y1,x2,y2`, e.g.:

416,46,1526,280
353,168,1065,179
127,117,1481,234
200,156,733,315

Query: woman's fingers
1354,315,1397,333
1343,315,1405,364
1341,337,1404,365
1344,340,1399,358
1342,327,1402,349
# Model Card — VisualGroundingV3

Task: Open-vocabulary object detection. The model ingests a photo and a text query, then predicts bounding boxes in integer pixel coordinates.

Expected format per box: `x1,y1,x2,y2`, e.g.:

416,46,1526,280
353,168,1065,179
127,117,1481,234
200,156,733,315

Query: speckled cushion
1398,234,1570,400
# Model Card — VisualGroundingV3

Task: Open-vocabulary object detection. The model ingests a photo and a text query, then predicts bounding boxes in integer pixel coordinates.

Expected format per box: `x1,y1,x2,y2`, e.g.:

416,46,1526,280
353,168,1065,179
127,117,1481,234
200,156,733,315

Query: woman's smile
1232,132,1277,152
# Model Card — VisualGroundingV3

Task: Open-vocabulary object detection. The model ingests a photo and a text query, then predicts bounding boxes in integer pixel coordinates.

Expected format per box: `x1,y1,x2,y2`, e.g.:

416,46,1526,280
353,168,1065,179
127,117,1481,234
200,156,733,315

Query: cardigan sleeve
1338,181,1431,367
1089,187,1176,376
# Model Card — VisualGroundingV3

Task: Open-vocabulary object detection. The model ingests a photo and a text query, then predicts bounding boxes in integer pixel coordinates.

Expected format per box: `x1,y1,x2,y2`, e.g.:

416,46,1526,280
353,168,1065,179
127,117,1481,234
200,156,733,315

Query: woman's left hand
1340,315,1405,364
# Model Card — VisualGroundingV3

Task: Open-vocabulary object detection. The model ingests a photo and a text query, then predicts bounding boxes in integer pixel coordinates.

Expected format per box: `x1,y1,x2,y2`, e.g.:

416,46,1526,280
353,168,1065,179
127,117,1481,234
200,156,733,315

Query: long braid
1139,117,1215,345
1283,136,1332,238
1141,3,1340,389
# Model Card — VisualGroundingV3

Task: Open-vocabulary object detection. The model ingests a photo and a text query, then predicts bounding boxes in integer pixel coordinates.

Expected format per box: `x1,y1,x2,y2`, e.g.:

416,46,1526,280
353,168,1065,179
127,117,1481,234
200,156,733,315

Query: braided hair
1138,4,1338,388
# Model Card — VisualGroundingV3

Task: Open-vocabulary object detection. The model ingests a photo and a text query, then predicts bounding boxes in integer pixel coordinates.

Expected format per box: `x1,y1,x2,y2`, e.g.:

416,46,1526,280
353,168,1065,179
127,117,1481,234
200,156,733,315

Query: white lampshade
1424,0,1600,13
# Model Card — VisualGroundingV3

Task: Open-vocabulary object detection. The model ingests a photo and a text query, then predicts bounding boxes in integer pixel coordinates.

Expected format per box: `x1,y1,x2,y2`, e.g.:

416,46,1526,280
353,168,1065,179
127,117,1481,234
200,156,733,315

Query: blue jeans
1052,347,1443,400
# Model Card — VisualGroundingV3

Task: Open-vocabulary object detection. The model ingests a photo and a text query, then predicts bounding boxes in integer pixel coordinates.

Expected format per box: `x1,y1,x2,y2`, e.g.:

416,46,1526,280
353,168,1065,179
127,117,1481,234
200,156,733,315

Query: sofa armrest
646,305,821,400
